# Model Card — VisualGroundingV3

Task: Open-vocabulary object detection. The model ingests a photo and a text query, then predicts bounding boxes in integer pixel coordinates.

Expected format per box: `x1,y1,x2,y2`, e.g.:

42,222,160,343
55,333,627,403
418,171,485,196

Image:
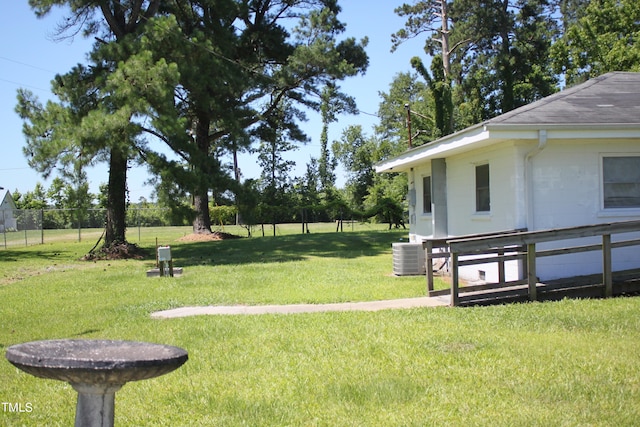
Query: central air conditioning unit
392,242,426,276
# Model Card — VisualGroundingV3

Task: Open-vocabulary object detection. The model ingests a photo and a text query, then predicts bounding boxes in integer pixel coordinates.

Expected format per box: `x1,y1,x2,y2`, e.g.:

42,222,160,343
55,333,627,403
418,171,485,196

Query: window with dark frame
475,164,490,212
603,156,640,208
423,176,432,214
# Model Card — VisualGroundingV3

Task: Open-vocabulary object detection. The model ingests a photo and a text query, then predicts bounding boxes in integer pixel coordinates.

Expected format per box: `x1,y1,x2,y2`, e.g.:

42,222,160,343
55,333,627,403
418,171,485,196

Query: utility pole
405,103,412,148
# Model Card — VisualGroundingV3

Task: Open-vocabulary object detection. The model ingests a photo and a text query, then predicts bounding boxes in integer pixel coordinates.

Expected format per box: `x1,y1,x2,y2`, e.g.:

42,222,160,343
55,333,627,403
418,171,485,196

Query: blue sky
0,2,424,202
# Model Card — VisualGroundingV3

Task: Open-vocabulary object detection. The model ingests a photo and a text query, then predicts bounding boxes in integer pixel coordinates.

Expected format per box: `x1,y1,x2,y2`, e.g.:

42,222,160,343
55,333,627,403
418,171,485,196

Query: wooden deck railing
424,220,640,306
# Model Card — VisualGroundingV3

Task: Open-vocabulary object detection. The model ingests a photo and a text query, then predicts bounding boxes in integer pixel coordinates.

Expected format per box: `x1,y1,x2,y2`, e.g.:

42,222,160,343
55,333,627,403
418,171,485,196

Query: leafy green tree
552,0,640,85
318,82,356,191
23,1,366,242
137,1,368,235
294,158,322,224
393,1,458,136
452,0,559,118
256,105,300,233
20,0,166,251
376,72,433,150
394,1,559,127
332,125,376,211
236,178,261,236
12,184,48,210
318,86,338,192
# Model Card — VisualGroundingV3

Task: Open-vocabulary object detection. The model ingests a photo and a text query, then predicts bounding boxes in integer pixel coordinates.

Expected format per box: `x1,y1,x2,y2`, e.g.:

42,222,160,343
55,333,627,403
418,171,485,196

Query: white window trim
421,174,432,216
598,153,640,217
474,162,491,214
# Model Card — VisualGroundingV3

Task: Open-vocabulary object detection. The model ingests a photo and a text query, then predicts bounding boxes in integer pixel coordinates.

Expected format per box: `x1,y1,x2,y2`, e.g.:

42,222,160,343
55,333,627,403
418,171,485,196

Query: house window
475,164,490,212
603,156,640,208
423,176,432,214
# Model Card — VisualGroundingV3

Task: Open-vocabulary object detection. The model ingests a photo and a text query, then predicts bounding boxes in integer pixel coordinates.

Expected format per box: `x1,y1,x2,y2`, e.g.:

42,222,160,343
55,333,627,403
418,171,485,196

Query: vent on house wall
392,243,426,276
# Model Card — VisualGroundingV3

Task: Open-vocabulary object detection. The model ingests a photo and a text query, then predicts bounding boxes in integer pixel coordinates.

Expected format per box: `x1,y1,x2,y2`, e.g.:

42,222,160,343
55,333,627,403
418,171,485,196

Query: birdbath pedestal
5,339,188,427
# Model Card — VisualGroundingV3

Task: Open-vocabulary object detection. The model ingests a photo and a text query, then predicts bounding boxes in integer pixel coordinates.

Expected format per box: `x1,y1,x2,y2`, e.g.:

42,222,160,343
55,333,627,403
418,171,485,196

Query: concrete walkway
151,295,451,318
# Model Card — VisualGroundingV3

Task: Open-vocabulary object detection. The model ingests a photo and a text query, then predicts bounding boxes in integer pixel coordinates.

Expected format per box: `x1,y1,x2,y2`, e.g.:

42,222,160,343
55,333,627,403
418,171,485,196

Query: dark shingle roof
488,72,640,126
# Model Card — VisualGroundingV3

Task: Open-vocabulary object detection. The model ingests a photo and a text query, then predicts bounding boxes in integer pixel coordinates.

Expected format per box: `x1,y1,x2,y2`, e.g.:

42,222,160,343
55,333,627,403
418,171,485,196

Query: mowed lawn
1,224,640,426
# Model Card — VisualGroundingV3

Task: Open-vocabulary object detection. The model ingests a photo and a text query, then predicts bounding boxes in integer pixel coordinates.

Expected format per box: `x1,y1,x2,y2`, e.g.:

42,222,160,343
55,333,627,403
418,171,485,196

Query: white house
376,72,640,282
0,188,18,232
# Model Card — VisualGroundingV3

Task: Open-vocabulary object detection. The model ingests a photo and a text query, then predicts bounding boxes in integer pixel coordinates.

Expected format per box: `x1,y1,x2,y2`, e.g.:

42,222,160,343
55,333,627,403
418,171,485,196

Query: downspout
525,129,548,231
408,168,416,236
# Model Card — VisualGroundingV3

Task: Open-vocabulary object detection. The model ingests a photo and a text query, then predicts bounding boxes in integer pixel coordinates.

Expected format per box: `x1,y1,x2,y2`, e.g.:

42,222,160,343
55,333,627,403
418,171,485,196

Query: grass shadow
169,230,403,268
0,248,77,262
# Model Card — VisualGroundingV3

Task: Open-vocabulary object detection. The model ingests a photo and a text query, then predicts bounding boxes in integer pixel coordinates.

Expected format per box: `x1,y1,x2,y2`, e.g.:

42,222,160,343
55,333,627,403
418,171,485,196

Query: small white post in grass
157,246,173,277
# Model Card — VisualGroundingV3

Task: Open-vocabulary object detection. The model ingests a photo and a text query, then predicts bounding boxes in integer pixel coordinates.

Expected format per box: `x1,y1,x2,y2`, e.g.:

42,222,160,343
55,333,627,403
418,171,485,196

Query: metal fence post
2,210,6,249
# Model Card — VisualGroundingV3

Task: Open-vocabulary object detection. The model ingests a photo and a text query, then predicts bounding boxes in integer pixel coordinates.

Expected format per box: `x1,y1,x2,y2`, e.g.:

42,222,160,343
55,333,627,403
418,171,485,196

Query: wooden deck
439,268,640,307
424,220,640,307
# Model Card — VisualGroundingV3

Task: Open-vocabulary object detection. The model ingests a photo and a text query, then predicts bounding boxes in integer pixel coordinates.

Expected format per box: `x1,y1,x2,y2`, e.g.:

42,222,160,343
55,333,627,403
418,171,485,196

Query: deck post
424,240,434,294
497,247,505,285
602,234,613,298
451,252,459,306
521,244,528,281
527,243,537,301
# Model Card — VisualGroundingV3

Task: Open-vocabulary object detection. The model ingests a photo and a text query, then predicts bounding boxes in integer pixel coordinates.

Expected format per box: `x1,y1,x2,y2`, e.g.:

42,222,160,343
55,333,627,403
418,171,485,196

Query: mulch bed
177,231,242,242
81,231,241,260
82,242,147,261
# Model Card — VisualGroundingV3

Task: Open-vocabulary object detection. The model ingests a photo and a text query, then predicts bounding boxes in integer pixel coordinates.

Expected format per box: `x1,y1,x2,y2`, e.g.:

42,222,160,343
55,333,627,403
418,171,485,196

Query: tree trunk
499,0,514,113
191,115,213,234
440,0,451,79
104,145,128,246
192,193,212,234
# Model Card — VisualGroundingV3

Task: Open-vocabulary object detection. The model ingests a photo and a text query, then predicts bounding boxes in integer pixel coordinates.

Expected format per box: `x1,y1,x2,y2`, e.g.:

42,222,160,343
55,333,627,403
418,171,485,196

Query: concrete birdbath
5,339,188,427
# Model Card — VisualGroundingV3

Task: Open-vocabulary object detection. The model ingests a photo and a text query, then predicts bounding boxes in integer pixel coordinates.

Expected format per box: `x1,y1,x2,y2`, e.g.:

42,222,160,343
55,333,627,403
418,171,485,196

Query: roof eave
375,123,489,173
375,122,640,174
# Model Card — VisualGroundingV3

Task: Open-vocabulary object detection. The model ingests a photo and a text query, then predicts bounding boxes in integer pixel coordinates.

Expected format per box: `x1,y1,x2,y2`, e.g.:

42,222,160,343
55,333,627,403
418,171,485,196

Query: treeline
12,178,406,232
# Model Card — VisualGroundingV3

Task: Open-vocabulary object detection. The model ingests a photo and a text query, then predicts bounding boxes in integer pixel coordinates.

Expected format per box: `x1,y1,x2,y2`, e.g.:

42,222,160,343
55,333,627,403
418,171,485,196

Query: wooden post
527,243,537,301
497,247,505,285
451,252,459,306
602,234,613,298
425,240,434,294
521,244,528,282
406,104,412,148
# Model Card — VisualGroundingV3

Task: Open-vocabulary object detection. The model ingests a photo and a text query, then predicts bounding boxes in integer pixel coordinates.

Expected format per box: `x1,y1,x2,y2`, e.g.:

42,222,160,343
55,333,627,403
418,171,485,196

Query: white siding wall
409,164,433,242
409,142,529,282
446,142,526,236
531,140,640,280
446,143,527,282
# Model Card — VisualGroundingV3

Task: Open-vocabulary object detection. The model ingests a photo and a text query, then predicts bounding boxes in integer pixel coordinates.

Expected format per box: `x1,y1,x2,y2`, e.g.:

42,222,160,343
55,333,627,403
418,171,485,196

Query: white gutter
524,129,548,231
375,123,489,173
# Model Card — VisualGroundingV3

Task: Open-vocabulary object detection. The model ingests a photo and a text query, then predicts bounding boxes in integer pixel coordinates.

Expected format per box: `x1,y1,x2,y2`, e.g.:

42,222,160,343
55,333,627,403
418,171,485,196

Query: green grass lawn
1,224,640,426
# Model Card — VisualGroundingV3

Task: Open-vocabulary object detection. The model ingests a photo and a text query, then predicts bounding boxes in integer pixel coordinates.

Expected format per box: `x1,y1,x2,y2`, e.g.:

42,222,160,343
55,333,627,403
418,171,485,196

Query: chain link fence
1,208,178,248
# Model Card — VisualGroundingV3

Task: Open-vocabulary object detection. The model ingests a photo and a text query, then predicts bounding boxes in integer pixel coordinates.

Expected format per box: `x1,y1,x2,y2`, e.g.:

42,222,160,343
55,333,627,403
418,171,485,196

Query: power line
0,56,59,75
0,77,50,93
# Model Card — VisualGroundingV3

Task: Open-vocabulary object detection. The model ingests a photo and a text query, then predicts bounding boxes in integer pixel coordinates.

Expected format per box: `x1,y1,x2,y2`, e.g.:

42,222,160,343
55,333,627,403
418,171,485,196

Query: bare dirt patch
177,231,242,242
82,242,147,261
